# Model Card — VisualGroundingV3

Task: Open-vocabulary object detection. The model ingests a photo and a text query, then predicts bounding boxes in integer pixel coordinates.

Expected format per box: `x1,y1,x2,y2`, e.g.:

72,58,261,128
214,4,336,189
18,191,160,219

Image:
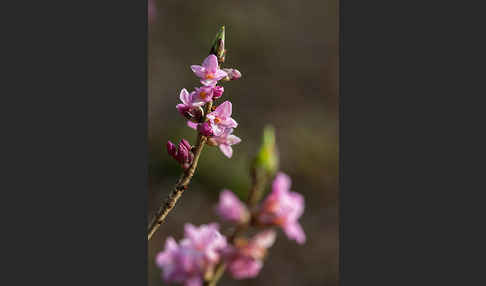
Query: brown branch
147,101,213,240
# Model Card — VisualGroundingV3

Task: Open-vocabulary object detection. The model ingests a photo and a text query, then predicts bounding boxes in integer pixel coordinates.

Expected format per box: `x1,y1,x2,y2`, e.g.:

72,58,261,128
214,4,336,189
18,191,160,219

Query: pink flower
208,128,241,158
215,190,249,223
206,101,238,137
167,139,193,169
191,55,228,86
194,85,224,103
224,230,276,279
156,237,206,286
176,88,204,121
183,223,227,264
257,173,306,244
155,224,228,286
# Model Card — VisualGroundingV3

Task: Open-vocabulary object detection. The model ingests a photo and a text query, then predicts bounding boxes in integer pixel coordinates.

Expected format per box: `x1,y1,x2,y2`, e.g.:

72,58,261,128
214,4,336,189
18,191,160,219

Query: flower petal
283,222,306,244
219,144,233,158
227,134,242,145
213,69,228,80
187,121,198,130
202,54,219,72
179,88,191,104
215,101,232,117
190,65,206,78
272,172,292,193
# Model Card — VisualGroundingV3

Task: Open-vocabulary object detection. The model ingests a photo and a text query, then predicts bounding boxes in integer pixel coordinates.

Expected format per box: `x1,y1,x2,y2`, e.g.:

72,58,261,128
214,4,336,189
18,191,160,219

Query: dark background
148,0,338,285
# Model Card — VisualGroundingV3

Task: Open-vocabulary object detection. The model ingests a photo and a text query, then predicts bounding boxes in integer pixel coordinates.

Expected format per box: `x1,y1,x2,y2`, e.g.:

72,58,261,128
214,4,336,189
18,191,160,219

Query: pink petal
179,88,191,104
190,65,206,78
202,55,219,72
272,172,292,193
283,222,306,244
184,277,202,286
222,117,238,128
213,69,228,80
253,230,277,249
219,144,233,158
200,79,217,86
227,134,242,145
187,121,198,130
215,101,232,117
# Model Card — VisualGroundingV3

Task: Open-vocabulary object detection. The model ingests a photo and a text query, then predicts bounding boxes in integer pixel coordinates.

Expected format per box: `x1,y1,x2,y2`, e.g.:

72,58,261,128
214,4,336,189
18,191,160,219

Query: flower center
214,117,222,124
206,73,215,79
200,91,208,98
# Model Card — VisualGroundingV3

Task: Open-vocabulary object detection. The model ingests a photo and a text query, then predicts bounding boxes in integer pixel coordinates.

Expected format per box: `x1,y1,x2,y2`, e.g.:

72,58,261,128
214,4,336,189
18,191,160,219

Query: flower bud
197,122,214,137
213,86,224,99
222,68,242,81
167,141,177,157
253,125,279,175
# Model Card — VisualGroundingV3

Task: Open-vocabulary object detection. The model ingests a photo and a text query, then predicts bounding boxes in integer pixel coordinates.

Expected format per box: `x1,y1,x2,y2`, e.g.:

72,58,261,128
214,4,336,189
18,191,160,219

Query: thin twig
148,101,213,240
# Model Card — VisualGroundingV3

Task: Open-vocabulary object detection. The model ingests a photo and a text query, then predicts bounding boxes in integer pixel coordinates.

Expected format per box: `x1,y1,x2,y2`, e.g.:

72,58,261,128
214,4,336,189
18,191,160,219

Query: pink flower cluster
216,172,306,244
155,173,305,283
213,172,305,279
175,54,242,159
223,230,276,279
156,224,227,286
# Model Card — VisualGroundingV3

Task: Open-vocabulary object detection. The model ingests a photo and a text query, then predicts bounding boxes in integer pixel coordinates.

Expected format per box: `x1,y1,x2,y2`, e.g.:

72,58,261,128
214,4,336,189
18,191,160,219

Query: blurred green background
148,0,338,285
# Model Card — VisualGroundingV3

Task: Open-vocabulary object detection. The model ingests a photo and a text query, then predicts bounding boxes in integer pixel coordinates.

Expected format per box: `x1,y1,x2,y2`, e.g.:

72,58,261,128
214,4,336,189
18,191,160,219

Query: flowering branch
148,101,212,240
148,26,242,240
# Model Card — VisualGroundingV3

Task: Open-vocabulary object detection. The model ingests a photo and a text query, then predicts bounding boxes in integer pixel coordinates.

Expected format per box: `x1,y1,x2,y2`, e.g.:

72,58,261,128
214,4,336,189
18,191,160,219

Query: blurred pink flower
156,237,206,286
224,230,276,279
191,55,227,86
155,224,227,286
257,172,306,244
183,223,227,264
215,189,249,223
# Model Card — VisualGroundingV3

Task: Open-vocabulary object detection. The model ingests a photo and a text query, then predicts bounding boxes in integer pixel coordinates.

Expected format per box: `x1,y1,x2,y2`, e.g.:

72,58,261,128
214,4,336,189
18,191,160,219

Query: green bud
253,125,279,175
209,26,226,63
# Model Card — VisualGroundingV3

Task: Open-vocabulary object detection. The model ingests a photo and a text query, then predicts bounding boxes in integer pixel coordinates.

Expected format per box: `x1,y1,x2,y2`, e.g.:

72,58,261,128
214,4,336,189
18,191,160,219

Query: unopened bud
197,122,214,137
253,125,279,175
222,68,242,81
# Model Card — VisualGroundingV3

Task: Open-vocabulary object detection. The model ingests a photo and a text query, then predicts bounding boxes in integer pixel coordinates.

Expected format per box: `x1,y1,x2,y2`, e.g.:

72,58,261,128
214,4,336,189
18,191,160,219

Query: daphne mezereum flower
224,230,276,279
194,85,224,103
215,189,249,223
257,172,306,244
191,55,228,86
156,237,206,286
176,88,204,121
183,223,227,264
167,139,194,169
155,223,227,286
208,128,241,158
206,101,238,137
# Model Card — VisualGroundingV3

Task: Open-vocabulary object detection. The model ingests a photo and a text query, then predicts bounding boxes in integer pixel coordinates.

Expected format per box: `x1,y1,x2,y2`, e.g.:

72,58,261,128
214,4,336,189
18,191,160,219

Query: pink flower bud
213,86,224,98
167,141,177,157
197,122,213,137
